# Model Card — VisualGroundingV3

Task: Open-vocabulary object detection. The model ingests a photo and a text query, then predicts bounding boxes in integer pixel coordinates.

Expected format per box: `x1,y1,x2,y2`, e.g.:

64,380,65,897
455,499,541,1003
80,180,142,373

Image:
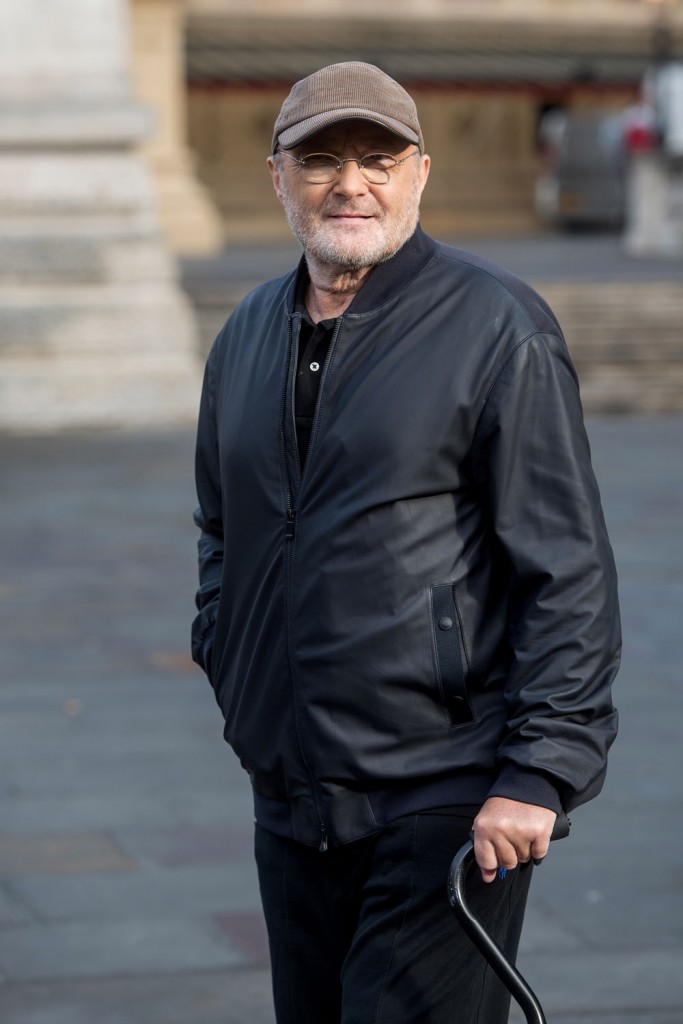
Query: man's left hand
472,797,557,884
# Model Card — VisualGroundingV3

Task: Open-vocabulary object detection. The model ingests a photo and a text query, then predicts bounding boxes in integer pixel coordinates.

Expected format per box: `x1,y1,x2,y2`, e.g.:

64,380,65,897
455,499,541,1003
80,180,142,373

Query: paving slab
180,232,683,293
7,862,261,923
0,834,135,877
0,970,276,1024
0,917,250,982
512,948,683,1016
0,417,681,1022
0,886,32,927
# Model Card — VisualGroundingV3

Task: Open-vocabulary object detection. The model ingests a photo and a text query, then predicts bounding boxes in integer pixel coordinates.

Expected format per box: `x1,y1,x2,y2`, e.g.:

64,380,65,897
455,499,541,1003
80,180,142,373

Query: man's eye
362,154,394,170
302,155,339,170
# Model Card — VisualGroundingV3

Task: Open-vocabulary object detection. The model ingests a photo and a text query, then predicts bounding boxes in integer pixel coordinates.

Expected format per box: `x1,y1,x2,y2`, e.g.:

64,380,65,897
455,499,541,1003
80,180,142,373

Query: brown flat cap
272,61,423,153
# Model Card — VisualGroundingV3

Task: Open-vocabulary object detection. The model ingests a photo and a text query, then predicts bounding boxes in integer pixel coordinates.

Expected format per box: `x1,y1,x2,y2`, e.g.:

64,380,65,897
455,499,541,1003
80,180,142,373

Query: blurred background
1,0,683,432
1,2,682,1022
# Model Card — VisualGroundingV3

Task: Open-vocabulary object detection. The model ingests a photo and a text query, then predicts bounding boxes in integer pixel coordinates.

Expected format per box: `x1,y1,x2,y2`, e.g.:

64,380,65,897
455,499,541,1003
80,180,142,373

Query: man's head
271,61,424,155
268,63,430,273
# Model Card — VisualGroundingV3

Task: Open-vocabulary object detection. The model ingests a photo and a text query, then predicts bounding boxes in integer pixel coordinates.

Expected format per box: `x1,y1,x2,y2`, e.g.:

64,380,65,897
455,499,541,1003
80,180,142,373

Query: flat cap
272,61,423,153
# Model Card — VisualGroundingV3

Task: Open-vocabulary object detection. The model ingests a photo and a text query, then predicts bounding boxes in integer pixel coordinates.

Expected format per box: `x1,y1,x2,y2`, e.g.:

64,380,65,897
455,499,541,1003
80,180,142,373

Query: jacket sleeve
471,330,620,813
192,343,223,682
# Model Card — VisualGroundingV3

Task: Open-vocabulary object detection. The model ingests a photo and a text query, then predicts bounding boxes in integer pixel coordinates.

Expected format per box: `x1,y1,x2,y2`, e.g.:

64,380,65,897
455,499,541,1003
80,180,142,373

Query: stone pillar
130,0,224,255
0,0,202,432
623,153,683,255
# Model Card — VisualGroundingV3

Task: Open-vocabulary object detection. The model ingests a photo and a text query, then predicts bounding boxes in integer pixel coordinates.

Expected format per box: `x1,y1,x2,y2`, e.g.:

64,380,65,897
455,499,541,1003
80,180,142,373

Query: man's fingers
474,837,499,872
471,797,558,882
474,836,520,883
530,833,551,864
473,837,502,884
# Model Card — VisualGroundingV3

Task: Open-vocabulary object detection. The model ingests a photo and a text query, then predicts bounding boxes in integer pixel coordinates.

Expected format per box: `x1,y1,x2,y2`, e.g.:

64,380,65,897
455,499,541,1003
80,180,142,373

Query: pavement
180,229,683,300
1,418,682,1023
1,232,682,1023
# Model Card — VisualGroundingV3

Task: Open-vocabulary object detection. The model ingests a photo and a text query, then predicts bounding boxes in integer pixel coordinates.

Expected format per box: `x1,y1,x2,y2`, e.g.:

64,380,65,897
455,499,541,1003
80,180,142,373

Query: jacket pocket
430,583,474,726
191,604,218,685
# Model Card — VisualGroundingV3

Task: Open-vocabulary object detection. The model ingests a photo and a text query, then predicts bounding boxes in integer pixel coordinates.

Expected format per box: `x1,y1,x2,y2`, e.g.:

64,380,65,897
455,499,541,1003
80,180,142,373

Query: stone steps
185,279,683,416
536,281,683,413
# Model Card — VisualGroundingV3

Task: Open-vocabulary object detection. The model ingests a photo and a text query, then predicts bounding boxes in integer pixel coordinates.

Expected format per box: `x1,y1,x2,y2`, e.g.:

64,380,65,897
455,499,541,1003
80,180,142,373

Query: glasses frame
279,149,420,185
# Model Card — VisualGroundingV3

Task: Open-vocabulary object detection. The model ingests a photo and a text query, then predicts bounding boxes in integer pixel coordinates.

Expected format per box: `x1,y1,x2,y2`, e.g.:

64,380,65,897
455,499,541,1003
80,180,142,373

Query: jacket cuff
486,764,563,815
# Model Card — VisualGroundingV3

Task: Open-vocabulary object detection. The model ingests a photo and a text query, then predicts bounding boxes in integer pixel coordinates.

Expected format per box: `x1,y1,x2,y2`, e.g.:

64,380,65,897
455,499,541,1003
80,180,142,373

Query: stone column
623,153,683,255
130,0,224,255
0,0,202,431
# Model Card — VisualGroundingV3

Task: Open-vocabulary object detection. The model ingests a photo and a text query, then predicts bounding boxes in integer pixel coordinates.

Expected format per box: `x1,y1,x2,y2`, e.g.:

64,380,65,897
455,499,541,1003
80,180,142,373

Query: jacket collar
289,225,438,318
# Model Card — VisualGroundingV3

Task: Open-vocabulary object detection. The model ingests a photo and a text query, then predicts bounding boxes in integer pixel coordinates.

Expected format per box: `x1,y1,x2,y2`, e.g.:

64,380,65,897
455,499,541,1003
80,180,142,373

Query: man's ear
417,153,431,195
267,155,284,203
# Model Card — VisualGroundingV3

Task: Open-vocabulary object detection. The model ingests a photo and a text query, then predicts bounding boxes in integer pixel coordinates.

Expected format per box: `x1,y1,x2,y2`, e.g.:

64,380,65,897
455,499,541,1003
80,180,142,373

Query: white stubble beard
278,174,424,272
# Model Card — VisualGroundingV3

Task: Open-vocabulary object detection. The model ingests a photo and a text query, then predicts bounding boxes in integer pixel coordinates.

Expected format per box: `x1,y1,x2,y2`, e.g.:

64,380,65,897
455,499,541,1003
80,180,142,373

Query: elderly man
192,62,620,1024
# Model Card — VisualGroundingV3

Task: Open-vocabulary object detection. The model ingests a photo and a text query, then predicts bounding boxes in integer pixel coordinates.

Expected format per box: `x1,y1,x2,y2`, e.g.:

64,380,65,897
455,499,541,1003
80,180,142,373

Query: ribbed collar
289,225,438,319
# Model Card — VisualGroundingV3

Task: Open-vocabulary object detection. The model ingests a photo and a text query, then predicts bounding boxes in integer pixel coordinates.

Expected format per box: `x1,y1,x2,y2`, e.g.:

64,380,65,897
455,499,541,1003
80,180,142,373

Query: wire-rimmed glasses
279,149,420,185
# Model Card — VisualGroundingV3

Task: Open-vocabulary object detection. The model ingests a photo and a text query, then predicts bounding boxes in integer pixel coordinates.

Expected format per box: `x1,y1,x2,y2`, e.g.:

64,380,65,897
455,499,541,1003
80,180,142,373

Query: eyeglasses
279,149,420,185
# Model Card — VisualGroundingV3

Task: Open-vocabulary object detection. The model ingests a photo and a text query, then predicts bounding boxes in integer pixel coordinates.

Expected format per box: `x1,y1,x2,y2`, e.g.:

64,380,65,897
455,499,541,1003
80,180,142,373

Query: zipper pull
285,509,297,540
319,829,328,853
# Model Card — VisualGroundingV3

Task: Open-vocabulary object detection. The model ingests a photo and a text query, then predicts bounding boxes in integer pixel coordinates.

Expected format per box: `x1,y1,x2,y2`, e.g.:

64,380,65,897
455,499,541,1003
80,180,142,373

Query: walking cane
447,813,570,1024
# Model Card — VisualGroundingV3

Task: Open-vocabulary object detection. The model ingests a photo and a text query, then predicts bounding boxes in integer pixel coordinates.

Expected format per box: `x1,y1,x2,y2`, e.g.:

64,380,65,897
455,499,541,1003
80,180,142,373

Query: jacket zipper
281,312,334,852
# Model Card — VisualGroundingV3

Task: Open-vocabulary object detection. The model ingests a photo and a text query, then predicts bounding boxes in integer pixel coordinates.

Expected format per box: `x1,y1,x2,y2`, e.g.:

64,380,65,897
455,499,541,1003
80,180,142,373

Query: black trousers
255,810,533,1024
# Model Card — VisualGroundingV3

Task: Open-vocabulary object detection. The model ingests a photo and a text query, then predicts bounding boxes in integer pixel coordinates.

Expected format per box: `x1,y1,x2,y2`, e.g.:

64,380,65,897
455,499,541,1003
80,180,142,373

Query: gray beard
279,183,422,272
295,227,412,271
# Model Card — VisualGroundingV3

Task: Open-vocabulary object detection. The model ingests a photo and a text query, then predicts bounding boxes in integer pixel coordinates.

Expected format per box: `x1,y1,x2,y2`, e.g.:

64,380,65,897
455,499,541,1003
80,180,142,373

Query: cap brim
276,109,420,151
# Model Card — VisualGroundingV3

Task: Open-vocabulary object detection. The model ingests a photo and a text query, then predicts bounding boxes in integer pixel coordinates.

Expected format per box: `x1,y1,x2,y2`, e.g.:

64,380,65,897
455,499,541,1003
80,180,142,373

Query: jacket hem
253,772,498,847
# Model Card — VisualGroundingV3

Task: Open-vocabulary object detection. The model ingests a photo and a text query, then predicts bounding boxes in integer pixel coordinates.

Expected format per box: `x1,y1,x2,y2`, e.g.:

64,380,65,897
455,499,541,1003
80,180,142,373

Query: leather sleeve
471,331,621,812
191,343,224,682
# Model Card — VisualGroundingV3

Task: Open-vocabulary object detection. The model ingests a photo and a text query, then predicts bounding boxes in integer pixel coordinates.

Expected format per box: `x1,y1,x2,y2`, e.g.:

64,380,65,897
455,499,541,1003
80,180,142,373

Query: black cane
447,813,570,1024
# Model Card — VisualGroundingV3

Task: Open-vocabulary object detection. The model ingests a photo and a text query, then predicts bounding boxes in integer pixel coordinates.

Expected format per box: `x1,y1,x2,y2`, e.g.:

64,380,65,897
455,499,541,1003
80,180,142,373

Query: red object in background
623,106,658,153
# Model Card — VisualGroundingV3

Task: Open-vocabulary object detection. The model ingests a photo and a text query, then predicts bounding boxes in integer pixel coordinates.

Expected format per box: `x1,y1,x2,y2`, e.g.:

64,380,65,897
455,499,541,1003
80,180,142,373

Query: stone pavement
180,231,683,292
0,417,681,1024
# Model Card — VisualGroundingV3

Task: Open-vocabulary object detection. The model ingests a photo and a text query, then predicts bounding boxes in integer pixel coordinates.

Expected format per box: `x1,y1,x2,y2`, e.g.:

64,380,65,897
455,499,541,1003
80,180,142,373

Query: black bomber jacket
192,227,620,849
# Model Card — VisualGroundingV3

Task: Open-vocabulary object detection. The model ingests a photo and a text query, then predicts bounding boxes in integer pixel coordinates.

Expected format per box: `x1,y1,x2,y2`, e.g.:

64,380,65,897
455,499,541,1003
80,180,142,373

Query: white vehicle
536,110,627,229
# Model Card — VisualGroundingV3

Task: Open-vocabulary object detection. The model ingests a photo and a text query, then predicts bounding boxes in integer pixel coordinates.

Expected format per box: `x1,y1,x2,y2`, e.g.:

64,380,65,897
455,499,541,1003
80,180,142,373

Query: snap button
438,616,453,631
310,361,320,372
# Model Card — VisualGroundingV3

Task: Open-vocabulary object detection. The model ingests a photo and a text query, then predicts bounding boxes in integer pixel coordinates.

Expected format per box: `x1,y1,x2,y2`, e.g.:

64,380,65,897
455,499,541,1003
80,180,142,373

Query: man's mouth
327,213,373,221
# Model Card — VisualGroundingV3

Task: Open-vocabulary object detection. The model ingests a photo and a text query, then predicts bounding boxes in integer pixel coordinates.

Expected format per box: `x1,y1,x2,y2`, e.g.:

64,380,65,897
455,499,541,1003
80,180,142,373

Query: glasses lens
359,156,394,184
302,155,341,183
297,153,400,184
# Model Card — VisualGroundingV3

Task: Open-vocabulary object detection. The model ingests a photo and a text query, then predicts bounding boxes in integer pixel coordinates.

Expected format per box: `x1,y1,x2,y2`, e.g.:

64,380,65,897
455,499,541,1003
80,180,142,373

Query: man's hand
473,797,557,884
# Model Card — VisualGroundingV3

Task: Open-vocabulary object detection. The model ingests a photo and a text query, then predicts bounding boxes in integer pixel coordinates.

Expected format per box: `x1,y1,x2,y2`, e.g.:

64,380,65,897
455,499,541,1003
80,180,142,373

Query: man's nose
332,160,370,195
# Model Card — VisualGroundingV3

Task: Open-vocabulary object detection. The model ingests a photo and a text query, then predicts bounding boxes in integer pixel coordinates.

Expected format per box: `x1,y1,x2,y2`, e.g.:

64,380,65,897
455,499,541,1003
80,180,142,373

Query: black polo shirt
293,275,337,469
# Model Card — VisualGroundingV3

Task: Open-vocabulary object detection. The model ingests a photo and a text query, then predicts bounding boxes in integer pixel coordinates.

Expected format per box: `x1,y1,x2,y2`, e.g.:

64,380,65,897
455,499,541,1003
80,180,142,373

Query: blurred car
535,109,627,230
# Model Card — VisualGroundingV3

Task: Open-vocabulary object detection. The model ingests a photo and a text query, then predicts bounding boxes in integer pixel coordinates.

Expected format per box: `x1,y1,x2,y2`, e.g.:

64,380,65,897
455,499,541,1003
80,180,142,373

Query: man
192,62,620,1024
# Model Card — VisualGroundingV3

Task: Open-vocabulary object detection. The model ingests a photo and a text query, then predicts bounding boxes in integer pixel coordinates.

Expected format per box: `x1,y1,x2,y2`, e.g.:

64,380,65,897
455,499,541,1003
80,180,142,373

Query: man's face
267,120,430,271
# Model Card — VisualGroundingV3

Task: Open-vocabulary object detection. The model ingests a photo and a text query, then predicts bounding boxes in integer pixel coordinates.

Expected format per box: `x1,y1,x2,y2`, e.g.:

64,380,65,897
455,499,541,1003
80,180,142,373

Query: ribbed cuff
486,764,563,815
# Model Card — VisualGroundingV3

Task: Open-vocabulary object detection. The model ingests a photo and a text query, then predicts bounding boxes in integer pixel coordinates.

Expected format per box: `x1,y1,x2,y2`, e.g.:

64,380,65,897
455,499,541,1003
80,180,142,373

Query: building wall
180,0,679,239
129,0,224,253
187,82,636,241
184,0,681,29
